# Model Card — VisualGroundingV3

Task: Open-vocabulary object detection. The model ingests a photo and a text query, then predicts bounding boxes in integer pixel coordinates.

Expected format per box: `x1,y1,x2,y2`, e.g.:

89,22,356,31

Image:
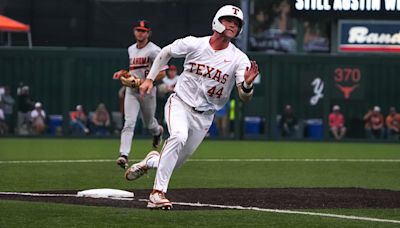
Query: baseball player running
125,5,259,210
113,20,167,169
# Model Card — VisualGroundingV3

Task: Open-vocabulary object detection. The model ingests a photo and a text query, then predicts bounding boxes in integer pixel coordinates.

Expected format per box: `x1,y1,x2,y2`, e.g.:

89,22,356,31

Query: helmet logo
232,7,240,15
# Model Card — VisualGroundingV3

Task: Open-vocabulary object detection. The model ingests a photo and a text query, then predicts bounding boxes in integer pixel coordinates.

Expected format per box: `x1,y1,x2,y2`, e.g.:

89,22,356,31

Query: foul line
0,191,399,224
0,192,76,197
170,201,400,224
0,158,400,164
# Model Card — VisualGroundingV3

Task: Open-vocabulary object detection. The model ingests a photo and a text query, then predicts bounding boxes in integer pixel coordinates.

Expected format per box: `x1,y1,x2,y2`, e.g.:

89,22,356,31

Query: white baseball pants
119,87,161,156
152,93,214,193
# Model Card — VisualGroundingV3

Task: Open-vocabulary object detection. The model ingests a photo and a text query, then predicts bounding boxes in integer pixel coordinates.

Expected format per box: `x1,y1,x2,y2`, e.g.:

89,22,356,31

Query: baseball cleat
147,190,172,210
125,151,159,181
116,155,129,169
152,126,164,148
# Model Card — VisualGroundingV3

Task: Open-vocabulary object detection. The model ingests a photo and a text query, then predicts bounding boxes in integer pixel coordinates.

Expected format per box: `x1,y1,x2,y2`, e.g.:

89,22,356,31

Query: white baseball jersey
119,41,165,156
128,41,163,81
170,36,250,111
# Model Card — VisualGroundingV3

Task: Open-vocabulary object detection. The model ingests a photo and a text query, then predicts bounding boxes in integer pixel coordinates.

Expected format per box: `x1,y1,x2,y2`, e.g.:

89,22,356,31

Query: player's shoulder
147,41,162,50
181,35,206,42
128,43,137,52
229,42,247,57
176,35,209,46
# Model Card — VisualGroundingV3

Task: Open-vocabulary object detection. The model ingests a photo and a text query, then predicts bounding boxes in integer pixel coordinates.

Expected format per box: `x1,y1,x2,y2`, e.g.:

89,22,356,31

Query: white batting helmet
212,5,244,37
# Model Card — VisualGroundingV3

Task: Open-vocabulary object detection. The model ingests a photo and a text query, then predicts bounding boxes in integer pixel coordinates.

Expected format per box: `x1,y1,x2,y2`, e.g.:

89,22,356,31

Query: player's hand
244,61,259,85
140,79,154,98
113,70,127,80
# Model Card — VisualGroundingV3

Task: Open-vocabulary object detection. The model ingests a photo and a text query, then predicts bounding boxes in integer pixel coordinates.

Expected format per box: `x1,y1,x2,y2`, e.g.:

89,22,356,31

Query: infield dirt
1,188,400,210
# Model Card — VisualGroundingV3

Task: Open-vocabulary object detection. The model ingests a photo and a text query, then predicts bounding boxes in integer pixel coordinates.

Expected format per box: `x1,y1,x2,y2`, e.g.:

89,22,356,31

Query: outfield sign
292,0,400,18
338,20,400,53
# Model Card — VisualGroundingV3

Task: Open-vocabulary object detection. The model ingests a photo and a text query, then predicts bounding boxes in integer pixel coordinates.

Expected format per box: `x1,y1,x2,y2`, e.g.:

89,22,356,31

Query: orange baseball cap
134,20,151,31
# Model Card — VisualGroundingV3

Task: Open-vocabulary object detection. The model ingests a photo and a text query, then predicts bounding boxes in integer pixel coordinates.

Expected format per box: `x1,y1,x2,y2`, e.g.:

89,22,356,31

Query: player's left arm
237,60,259,102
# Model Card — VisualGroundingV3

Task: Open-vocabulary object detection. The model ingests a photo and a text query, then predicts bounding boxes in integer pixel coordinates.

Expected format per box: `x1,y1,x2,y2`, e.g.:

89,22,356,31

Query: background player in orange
113,20,167,169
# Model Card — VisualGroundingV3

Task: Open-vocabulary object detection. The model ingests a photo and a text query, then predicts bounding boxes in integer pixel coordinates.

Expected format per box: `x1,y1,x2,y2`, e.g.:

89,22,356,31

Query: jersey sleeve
235,52,251,84
150,45,169,71
169,36,197,58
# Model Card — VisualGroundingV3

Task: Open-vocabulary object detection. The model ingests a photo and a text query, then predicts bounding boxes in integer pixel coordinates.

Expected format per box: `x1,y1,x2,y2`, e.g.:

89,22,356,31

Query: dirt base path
1,188,400,210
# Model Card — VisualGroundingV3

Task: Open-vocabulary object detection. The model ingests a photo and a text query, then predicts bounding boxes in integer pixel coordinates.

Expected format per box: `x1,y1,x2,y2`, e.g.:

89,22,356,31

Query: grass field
0,138,399,227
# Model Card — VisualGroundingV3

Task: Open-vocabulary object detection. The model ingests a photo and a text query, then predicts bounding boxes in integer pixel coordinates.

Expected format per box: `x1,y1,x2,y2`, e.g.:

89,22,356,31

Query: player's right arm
140,46,172,96
140,36,196,97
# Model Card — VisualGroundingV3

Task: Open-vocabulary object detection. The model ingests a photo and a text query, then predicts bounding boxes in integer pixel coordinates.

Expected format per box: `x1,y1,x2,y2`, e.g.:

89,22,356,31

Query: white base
77,188,134,198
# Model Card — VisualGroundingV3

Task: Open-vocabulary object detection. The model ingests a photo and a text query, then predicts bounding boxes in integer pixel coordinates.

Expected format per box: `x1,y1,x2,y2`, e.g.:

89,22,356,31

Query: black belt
173,94,215,115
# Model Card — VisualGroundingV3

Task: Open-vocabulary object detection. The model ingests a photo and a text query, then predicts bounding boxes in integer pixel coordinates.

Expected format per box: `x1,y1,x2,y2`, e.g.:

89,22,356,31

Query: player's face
134,29,150,42
220,16,240,38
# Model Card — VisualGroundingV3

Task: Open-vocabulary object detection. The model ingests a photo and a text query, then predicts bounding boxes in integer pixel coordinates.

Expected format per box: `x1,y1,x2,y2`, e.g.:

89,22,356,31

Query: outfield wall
1,47,399,139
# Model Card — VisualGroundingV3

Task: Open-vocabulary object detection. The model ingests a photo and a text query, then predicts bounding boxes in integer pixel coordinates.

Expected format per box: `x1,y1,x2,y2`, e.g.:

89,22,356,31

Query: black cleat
152,126,164,148
116,155,129,169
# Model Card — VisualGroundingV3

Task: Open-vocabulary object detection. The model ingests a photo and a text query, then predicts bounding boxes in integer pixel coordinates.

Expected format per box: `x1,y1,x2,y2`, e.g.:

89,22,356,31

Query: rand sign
338,20,400,53
292,0,400,18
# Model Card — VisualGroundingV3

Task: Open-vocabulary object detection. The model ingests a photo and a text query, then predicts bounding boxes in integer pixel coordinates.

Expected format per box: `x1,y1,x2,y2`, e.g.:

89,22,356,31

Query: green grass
1,200,399,228
1,138,400,160
0,139,399,191
0,138,399,227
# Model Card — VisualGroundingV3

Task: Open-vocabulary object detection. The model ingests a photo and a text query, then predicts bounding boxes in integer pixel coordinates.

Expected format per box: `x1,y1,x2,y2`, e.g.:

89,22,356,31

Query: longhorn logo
336,84,359,99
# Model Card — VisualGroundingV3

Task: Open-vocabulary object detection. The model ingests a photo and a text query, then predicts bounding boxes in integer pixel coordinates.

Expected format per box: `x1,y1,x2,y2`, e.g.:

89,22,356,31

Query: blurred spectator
249,0,296,53
250,6,272,49
252,8,271,37
91,103,111,136
303,20,330,52
30,102,46,135
0,107,8,134
386,107,400,140
364,106,384,139
270,0,296,52
328,105,346,140
70,105,89,135
17,86,34,135
279,105,298,138
215,102,230,137
0,86,15,133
